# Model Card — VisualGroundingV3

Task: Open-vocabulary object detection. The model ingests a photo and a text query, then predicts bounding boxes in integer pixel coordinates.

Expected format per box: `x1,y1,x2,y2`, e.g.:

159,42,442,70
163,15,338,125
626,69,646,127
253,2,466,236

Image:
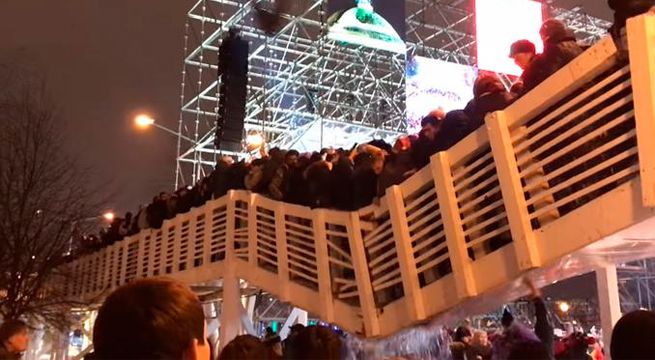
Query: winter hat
540,19,569,43
473,74,504,99
509,39,536,57
454,326,472,342
501,307,514,328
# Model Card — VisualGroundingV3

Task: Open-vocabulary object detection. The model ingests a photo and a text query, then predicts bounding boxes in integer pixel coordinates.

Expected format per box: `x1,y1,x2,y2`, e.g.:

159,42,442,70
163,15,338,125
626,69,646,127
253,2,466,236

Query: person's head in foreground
218,334,268,360
0,319,29,356
283,325,343,360
611,309,655,359
92,278,209,360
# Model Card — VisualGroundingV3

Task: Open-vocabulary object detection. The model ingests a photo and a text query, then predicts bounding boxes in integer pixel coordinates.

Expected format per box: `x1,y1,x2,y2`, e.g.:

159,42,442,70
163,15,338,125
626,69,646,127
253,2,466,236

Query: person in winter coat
411,113,443,169
0,319,28,360
521,19,583,95
269,150,299,201
467,330,493,360
493,307,546,360
608,0,655,40
378,136,416,196
465,74,516,130
330,149,355,210
352,151,381,209
209,157,232,199
508,39,537,94
244,158,268,193
451,326,472,360
435,74,515,153
304,159,332,208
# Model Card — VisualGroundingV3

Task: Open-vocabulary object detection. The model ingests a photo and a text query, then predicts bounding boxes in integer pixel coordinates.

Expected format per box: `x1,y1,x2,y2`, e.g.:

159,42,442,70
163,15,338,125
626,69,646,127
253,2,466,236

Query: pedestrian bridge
62,15,655,340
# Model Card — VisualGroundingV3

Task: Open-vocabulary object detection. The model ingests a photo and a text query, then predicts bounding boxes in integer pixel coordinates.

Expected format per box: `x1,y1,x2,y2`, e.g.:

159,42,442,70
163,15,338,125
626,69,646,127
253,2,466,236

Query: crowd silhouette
68,17,592,259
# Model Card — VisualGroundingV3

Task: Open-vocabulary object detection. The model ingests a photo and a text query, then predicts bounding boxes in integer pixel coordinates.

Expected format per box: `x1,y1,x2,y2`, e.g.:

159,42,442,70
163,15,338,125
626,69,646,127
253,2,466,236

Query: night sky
0,0,611,216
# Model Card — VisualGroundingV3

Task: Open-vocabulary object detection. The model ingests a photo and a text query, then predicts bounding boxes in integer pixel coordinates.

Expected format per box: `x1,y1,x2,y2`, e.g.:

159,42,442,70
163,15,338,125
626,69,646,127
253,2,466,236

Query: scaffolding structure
175,0,611,187
619,259,655,312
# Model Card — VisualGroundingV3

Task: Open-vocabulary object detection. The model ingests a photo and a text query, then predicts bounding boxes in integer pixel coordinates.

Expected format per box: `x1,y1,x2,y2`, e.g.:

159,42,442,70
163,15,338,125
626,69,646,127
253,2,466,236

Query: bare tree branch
0,62,102,329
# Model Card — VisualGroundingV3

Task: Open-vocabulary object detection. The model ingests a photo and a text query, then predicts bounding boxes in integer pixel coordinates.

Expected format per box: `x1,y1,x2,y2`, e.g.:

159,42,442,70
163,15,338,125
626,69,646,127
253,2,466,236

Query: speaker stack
215,29,249,152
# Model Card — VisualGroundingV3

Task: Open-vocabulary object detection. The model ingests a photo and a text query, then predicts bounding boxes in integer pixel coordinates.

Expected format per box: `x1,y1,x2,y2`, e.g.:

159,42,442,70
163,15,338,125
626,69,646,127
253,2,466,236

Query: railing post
595,264,622,359
627,13,655,206
173,218,183,273
430,152,478,298
160,226,170,276
275,202,290,300
135,232,145,279
119,241,128,286
187,212,198,271
225,191,236,262
220,191,243,349
102,246,111,292
203,205,213,266
247,194,259,267
219,265,243,351
486,111,542,270
386,186,426,322
346,212,380,336
312,209,336,323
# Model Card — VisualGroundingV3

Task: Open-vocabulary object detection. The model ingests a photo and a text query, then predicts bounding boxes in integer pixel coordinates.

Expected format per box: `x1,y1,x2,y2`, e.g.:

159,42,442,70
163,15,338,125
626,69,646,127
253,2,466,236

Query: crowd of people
3,277,655,359
70,16,593,258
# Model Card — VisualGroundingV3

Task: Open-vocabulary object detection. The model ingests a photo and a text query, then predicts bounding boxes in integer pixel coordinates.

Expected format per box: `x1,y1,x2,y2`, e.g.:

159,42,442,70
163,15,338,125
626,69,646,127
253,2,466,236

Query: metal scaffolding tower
619,259,655,312
175,0,611,187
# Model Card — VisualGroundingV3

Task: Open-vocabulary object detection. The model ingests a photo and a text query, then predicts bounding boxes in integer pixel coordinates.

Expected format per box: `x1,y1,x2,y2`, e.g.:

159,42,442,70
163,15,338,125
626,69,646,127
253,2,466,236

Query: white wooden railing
63,15,655,338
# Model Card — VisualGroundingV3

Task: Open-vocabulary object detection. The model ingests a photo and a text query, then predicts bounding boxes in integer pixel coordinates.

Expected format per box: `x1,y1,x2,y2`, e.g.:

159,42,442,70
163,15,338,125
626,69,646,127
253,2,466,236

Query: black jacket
609,0,655,27
464,91,516,130
411,133,441,169
521,31,583,94
330,157,354,210
433,110,472,152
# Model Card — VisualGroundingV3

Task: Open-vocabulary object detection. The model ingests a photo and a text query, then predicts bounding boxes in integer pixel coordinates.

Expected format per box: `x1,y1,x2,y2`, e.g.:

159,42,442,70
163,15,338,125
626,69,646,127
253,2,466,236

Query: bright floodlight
246,132,265,152
558,301,571,313
475,0,543,76
102,212,115,222
135,114,155,128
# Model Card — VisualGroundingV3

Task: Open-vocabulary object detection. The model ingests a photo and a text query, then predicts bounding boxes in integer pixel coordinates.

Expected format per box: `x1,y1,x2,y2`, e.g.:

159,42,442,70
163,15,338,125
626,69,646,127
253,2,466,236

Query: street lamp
135,114,155,128
102,211,115,222
133,114,195,143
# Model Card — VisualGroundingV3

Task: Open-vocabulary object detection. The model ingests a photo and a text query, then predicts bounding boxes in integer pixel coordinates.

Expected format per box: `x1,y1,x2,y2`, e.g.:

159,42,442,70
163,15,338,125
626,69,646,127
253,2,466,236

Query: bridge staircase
62,15,655,342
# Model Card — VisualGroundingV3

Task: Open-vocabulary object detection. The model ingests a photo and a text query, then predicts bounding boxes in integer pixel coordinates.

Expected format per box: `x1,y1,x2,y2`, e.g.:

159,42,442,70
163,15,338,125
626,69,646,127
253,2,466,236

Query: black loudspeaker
215,29,249,152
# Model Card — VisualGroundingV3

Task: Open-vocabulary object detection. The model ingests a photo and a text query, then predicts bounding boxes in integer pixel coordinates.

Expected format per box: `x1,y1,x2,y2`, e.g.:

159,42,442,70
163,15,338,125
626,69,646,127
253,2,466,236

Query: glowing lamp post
133,114,195,142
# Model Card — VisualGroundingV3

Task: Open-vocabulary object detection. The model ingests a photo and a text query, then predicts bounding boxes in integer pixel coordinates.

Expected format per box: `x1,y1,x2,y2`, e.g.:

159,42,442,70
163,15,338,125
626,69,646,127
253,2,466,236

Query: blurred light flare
134,114,155,128
102,212,115,222
558,301,571,313
475,0,544,76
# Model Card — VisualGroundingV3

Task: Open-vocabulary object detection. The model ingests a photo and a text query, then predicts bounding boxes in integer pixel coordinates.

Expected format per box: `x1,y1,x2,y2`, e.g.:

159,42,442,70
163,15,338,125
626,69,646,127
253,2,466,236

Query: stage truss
175,0,611,187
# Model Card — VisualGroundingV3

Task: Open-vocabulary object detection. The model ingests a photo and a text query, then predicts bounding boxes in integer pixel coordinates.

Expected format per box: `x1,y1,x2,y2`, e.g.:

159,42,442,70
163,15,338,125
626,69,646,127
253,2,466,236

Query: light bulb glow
102,212,115,222
246,132,265,151
135,114,155,128
558,302,571,313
